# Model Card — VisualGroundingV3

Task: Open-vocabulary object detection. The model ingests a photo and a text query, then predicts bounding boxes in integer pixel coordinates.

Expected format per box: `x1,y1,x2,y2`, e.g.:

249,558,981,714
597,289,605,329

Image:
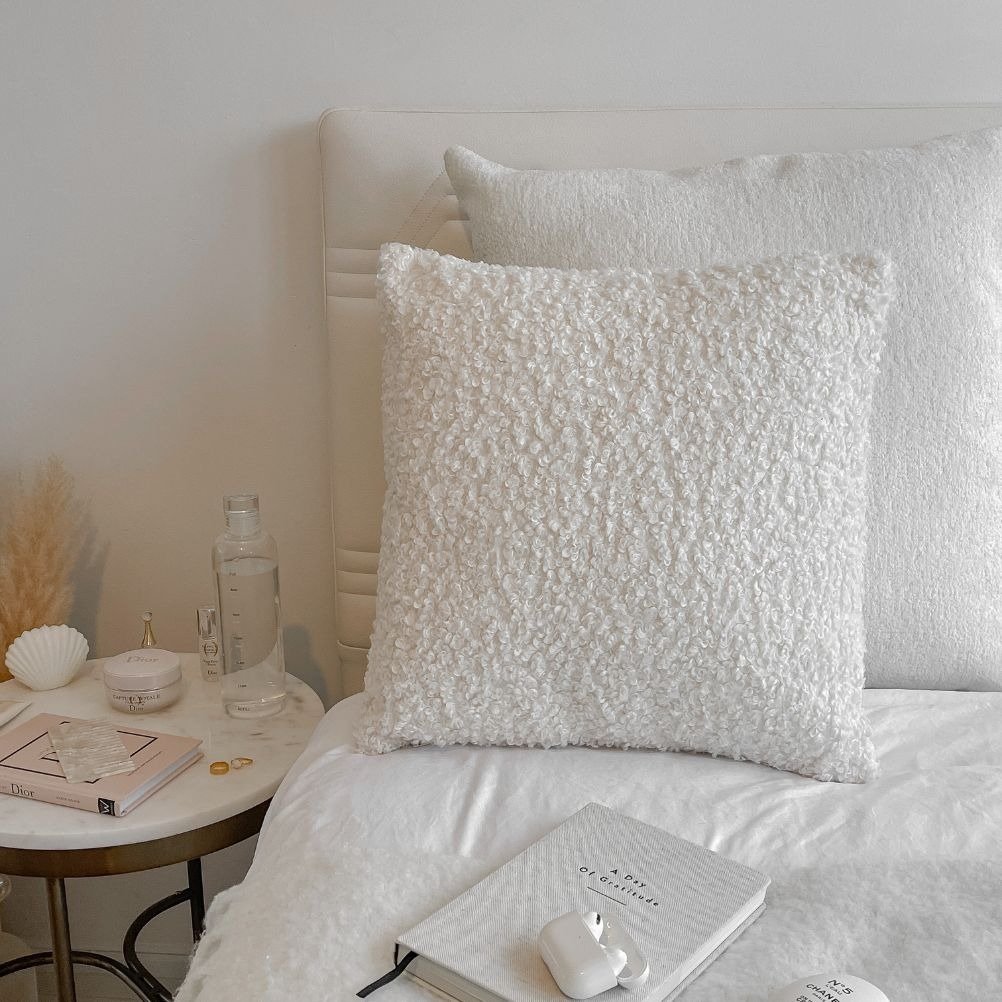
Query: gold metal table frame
0,800,270,1002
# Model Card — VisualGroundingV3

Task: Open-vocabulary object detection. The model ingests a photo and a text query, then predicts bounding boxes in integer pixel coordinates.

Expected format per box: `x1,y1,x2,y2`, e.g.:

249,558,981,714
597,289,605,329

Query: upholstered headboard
319,106,1002,696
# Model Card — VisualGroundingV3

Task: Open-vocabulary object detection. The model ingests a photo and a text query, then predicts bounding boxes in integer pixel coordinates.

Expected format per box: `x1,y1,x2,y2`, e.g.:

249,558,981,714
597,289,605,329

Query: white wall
3,1,1002,997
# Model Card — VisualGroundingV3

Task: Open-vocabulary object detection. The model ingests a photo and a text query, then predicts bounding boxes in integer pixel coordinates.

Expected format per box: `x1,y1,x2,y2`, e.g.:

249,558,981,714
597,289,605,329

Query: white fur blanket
176,691,1002,1001
181,850,1001,1000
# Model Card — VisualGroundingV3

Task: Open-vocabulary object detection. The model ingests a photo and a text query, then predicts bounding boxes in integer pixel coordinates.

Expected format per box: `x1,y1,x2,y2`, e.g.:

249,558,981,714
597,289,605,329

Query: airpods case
539,912,619,999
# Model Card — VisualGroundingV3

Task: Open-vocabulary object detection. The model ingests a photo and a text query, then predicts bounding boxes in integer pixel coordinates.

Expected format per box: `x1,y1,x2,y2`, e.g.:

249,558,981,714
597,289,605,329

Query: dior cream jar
103,649,183,713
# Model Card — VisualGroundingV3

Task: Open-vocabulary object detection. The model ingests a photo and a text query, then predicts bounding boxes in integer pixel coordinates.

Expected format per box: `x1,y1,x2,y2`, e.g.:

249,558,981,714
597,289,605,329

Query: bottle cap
223,494,259,516
196,607,218,639
223,493,261,535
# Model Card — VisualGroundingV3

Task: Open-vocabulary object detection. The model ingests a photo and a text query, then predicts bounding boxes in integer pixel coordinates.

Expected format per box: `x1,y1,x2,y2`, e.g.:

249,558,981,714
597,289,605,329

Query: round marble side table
0,655,324,1002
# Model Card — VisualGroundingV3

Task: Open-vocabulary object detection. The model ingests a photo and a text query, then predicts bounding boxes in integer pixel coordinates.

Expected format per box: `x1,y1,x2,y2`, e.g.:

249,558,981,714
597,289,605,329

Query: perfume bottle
196,607,220,682
212,494,286,718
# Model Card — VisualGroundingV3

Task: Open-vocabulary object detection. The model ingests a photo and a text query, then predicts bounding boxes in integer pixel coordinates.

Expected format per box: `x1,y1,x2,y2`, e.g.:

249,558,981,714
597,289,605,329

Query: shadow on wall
284,624,329,706
70,510,108,655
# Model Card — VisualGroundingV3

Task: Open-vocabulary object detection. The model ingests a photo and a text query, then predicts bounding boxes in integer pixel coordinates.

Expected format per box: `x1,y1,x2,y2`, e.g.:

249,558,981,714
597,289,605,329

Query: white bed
178,690,1002,999
176,108,1002,1000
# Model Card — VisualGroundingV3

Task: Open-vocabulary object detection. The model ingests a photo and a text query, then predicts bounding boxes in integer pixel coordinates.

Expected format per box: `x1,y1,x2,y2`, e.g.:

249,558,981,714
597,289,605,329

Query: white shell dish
5,625,89,691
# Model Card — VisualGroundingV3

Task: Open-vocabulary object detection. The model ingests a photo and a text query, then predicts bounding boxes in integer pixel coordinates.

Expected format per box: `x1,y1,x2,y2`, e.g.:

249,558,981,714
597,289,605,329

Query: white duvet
176,690,1002,1001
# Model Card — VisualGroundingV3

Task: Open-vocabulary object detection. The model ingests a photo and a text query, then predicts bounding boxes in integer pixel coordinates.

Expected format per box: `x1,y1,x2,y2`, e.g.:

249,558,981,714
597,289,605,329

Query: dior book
0,713,202,816
378,803,769,1002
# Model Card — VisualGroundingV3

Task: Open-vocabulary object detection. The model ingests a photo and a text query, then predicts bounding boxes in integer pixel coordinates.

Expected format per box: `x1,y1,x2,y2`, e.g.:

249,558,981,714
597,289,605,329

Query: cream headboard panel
320,105,1002,696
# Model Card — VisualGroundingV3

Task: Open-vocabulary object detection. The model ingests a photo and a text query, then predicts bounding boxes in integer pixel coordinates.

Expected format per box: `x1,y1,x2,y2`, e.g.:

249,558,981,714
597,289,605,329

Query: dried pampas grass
0,457,82,679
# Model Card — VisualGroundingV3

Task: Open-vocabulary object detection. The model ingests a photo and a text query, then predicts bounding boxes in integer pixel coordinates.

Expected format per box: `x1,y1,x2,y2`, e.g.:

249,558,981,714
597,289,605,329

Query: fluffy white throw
181,849,1001,1000
175,689,1002,1001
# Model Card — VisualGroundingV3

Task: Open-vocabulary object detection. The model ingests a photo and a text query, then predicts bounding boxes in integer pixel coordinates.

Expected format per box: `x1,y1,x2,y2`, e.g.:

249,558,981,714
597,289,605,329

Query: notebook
0,712,203,816
390,803,768,1002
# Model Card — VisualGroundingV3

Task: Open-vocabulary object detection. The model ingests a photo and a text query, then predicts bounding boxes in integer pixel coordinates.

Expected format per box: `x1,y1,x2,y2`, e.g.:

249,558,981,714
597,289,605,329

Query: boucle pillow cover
357,243,892,782
445,129,1002,692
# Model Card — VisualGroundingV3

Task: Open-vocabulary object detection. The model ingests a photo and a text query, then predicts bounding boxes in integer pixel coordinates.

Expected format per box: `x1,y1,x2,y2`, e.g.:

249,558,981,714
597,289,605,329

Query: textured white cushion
446,129,1002,691
357,244,891,782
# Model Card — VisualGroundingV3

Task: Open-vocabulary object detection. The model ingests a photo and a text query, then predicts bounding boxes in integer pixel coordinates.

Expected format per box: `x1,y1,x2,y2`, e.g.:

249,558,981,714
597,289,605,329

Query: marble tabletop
0,655,325,852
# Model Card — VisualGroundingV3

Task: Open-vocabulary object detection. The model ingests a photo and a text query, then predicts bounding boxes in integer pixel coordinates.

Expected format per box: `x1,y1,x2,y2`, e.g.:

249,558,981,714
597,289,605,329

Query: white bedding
176,689,1002,1000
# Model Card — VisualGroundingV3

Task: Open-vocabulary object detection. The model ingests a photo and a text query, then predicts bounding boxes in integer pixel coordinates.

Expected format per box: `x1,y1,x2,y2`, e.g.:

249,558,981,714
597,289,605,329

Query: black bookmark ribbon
356,950,418,997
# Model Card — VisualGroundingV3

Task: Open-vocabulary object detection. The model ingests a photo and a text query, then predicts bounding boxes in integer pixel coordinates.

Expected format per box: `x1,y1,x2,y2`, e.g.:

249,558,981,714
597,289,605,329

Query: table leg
123,859,207,1000
186,858,205,940
45,877,77,1002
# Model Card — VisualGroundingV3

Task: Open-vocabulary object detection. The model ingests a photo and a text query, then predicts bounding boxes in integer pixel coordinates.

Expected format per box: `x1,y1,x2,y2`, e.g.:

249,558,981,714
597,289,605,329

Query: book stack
0,713,202,817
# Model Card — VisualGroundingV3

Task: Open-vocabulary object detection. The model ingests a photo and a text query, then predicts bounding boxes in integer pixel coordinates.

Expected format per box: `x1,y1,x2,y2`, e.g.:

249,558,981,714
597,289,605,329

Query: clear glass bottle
213,494,286,718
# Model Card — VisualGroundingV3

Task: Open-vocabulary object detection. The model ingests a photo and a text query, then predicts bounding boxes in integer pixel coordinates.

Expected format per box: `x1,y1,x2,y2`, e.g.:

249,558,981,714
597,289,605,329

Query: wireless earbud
539,911,649,999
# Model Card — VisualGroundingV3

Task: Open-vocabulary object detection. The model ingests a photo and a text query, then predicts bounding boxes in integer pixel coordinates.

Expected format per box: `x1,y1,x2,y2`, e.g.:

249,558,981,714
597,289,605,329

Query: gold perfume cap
140,611,156,649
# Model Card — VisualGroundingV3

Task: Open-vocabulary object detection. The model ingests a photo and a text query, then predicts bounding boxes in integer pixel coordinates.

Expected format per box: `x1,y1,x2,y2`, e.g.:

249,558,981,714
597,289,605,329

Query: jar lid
103,649,182,691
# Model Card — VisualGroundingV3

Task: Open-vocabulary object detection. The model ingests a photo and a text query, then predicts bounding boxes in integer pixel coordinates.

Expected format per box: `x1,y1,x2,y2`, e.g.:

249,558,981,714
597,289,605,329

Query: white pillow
357,243,892,782
445,130,1002,691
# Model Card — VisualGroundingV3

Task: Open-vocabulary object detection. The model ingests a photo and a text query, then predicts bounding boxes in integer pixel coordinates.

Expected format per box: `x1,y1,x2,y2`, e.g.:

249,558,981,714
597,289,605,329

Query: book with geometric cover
398,803,769,1002
0,713,202,817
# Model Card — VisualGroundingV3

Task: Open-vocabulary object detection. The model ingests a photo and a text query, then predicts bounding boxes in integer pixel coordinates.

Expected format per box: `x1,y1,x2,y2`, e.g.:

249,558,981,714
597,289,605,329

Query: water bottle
213,494,286,718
